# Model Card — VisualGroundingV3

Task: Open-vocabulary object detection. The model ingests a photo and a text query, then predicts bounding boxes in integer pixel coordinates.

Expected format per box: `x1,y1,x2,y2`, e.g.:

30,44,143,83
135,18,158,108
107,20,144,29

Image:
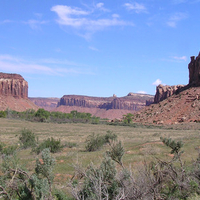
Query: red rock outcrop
188,52,200,86
0,73,28,99
154,84,185,103
58,93,154,111
0,72,38,111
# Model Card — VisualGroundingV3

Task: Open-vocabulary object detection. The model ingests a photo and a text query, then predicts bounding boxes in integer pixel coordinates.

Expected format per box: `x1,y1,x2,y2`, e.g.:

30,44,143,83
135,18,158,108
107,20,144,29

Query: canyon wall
154,84,185,103
0,73,28,99
58,93,154,111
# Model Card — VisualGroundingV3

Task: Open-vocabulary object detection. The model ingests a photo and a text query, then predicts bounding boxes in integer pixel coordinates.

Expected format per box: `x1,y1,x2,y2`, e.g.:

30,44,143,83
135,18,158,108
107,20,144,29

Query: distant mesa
0,72,38,111
57,93,154,111
29,97,60,111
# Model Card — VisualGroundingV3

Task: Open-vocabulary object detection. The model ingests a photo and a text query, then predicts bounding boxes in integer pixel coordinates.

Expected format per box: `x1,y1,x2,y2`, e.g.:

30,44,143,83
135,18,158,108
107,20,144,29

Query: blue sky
0,0,200,98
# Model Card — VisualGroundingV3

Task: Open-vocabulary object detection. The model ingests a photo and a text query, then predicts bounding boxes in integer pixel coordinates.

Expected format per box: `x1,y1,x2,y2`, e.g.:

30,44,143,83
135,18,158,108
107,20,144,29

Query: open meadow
0,118,200,198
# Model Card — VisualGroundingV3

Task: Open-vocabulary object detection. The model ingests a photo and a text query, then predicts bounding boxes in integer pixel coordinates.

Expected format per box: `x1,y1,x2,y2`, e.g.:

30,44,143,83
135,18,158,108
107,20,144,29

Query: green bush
85,133,105,152
1,145,18,155
0,111,6,118
78,156,120,199
35,108,50,122
0,142,4,152
19,129,37,149
104,131,117,143
34,137,63,154
64,142,77,148
85,132,118,152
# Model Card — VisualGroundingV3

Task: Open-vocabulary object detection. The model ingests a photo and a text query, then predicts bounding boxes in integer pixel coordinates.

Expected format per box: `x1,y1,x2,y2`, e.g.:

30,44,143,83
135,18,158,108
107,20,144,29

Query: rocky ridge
135,52,200,124
154,84,185,103
154,52,200,104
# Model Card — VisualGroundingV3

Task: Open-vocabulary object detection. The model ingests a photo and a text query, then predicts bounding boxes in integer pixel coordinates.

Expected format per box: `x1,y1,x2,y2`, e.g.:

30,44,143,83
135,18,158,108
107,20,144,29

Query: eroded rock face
0,73,28,99
154,84,185,103
58,93,154,111
188,52,200,86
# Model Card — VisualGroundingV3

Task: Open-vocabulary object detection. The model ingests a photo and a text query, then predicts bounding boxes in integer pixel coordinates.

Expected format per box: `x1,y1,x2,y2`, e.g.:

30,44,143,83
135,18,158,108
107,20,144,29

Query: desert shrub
106,141,124,168
64,142,77,148
1,145,18,155
19,129,37,149
0,148,58,200
34,137,63,154
72,138,200,199
72,156,120,200
104,131,117,143
0,110,6,118
53,189,73,200
85,133,105,152
0,142,4,152
85,132,118,152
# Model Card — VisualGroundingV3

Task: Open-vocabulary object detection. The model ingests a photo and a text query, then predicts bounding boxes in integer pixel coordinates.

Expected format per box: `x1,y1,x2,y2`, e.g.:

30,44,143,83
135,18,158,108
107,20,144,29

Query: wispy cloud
96,3,110,12
124,2,147,13
89,46,99,51
0,20,13,24
51,5,133,37
0,54,93,76
23,20,48,30
152,79,162,86
173,56,187,61
167,12,188,27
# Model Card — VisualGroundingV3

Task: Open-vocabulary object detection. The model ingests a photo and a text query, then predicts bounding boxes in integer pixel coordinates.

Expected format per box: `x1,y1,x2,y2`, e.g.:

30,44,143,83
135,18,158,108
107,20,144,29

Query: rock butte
0,72,38,111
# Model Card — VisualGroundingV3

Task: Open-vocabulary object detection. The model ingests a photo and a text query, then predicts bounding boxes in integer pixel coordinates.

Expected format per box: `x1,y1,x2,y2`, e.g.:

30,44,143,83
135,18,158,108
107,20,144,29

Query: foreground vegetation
0,118,200,199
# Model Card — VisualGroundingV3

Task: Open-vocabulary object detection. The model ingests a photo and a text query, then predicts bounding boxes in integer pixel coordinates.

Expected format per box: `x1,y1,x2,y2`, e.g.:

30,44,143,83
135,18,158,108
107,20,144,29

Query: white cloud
137,91,147,94
96,3,110,12
89,46,99,51
173,56,187,61
0,20,13,24
24,20,48,30
124,2,147,13
112,14,120,18
51,5,133,33
167,12,188,28
152,79,162,86
0,54,93,76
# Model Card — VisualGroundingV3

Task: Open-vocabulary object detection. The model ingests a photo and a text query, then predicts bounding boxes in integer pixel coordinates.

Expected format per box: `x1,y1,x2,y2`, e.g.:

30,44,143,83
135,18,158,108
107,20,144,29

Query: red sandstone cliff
0,73,28,99
0,72,38,111
58,93,154,111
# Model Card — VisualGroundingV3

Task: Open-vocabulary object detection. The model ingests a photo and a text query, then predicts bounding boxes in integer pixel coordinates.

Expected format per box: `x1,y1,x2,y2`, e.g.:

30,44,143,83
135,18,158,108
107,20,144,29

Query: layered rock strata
58,93,154,111
0,73,28,99
0,72,38,111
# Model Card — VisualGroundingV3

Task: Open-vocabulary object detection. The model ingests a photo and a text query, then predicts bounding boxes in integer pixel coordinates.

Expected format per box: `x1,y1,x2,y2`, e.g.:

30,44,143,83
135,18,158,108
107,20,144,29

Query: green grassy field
0,118,200,192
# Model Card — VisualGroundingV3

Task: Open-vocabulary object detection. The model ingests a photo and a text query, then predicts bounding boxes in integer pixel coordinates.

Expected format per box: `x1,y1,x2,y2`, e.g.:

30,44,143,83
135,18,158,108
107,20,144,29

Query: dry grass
0,118,200,186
